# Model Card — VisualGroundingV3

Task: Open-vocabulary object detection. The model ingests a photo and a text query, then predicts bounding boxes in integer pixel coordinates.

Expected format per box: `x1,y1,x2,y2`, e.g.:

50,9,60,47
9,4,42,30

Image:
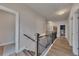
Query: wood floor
47,37,74,56
0,37,74,56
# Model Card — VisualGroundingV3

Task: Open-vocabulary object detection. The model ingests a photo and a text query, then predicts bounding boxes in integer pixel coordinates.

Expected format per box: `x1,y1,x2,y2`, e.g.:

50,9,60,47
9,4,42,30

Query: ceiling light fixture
56,9,67,15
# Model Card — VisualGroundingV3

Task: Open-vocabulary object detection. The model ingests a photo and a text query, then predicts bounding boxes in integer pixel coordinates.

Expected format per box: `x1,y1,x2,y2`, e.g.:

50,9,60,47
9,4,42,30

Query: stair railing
24,32,56,56
23,33,46,56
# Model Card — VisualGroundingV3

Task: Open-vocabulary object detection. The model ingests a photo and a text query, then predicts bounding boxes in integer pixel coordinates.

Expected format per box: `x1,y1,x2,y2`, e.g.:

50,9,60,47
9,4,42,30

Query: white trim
18,47,32,55
15,12,20,53
3,50,15,56
18,47,26,53
0,5,17,14
40,44,51,56
0,42,14,46
43,38,58,56
0,5,19,53
69,40,72,47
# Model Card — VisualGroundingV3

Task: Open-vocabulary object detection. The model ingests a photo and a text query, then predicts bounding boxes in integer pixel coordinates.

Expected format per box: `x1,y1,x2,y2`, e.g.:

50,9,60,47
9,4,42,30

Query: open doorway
60,25,65,36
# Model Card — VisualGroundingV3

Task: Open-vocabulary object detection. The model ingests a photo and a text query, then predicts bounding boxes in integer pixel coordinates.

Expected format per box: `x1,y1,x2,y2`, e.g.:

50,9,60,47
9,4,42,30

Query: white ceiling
26,3,73,21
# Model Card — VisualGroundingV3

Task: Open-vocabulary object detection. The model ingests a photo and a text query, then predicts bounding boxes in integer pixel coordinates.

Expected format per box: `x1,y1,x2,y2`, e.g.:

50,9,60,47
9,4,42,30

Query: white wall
47,20,69,39
68,4,79,55
3,44,15,56
0,4,46,52
73,13,78,55
0,10,15,45
54,20,69,39
69,18,73,46
47,21,56,34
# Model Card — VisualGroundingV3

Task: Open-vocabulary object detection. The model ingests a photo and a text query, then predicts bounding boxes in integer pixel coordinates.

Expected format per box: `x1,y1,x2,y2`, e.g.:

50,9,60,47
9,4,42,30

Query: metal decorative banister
24,32,56,56
37,33,57,56
23,33,46,56
24,34,45,48
24,34,35,42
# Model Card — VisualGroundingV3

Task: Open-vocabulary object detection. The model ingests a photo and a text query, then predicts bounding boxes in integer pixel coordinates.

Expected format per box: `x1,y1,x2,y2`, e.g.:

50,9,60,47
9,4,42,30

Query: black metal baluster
36,33,40,56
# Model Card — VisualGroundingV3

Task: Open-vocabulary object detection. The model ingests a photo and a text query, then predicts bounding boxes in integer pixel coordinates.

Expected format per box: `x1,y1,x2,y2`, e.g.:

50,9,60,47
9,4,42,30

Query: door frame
76,10,79,56
73,10,79,56
0,5,20,53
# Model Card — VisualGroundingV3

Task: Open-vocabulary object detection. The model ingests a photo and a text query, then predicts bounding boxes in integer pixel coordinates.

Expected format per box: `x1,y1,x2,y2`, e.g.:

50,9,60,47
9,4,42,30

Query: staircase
23,49,35,56
9,49,35,56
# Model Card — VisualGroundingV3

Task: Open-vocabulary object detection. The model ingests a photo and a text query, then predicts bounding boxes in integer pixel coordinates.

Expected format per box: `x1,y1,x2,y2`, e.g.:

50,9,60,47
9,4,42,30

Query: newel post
35,33,40,56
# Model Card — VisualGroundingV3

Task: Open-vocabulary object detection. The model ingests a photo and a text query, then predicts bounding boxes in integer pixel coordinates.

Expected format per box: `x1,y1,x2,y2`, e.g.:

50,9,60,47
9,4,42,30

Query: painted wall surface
68,4,79,55
54,20,69,39
47,20,69,39
0,4,46,52
3,44,15,56
48,21,56,32
73,13,78,55
69,18,73,46
0,10,15,45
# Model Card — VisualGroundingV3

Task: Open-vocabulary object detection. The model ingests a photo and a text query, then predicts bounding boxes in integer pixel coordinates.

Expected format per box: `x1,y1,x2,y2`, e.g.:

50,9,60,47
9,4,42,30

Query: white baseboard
3,51,15,56
0,42,14,46
18,47,26,53
69,41,72,47
3,44,15,56
42,38,58,56
18,47,32,53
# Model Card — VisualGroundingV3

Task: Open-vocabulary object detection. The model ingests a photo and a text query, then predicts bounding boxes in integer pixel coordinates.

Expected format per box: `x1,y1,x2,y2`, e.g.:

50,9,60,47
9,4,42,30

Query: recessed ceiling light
56,9,67,15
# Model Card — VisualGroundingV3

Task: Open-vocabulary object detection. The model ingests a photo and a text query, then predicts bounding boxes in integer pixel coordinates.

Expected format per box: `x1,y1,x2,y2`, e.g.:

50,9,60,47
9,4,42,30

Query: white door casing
73,11,78,55
0,5,19,53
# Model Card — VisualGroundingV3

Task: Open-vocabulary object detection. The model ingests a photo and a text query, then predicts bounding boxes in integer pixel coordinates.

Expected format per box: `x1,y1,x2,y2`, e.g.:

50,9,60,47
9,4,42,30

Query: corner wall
0,4,46,52
47,20,69,39
54,20,69,39
68,4,79,55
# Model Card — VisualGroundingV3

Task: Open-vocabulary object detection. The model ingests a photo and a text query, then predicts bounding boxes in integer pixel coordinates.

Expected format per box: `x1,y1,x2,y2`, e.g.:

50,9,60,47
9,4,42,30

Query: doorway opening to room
60,25,65,36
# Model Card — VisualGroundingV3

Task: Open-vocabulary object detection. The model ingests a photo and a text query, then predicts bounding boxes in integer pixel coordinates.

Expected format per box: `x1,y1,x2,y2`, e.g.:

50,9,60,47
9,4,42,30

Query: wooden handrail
39,35,49,38
23,33,50,56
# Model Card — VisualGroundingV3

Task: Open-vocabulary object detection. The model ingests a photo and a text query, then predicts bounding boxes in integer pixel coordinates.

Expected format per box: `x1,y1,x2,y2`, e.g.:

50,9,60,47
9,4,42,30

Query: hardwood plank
47,37,74,56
